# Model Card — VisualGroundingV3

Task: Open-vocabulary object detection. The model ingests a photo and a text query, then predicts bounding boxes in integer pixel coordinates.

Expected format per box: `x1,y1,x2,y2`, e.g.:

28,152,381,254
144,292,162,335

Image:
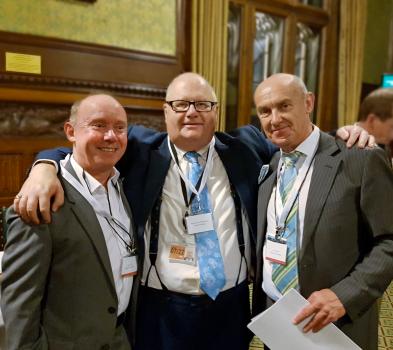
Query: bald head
254,73,314,152
69,94,124,125
254,73,308,102
166,72,217,102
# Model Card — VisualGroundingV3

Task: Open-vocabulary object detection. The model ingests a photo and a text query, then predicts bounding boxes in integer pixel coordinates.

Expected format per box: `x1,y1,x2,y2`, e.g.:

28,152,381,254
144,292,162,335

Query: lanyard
61,156,136,254
168,137,215,205
147,183,246,289
274,149,317,238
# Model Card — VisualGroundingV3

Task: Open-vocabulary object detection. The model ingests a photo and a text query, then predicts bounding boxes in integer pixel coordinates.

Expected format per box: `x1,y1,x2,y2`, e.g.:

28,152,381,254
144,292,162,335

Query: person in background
357,87,393,161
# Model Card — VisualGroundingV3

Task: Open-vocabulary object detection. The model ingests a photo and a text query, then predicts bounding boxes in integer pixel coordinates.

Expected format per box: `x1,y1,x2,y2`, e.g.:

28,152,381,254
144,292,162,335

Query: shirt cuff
32,159,59,173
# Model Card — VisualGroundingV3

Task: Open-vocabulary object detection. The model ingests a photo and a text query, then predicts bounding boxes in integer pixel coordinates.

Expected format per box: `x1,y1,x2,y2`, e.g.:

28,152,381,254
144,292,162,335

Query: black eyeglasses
166,100,217,112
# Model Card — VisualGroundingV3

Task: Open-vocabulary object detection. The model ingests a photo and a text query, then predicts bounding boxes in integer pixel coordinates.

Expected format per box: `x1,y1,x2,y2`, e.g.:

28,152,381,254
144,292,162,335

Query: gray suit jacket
1,170,135,350
253,132,393,350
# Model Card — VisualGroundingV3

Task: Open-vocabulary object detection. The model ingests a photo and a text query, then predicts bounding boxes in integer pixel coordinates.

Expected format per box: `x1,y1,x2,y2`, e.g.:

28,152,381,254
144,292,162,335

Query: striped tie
272,151,303,295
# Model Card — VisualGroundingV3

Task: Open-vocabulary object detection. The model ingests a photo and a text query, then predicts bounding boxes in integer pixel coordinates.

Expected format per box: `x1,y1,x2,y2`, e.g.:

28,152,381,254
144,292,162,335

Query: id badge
121,255,138,277
185,212,214,234
169,244,196,265
266,235,287,265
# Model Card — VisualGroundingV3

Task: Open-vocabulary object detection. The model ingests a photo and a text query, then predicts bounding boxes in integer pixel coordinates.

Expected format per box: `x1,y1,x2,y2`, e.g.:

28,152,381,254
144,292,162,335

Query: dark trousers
135,281,252,350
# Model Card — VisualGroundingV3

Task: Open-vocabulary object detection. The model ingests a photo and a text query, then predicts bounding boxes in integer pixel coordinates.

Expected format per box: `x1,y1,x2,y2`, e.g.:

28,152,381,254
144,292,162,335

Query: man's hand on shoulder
292,288,346,333
14,163,64,225
336,124,376,148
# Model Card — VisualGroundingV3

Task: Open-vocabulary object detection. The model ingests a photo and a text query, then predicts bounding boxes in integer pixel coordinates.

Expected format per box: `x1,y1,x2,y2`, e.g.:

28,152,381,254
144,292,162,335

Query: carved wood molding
0,73,166,99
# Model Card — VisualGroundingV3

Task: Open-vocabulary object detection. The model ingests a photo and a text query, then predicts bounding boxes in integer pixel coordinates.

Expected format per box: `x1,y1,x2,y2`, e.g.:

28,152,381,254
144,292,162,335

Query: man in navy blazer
14,73,370,350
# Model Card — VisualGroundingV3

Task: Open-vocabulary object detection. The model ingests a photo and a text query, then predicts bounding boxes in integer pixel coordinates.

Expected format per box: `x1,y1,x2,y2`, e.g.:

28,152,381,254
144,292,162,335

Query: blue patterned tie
184,151,226,299
272,151,303,295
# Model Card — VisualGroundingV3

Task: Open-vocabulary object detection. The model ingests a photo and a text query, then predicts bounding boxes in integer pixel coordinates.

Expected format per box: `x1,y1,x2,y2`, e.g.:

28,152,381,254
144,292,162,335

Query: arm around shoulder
228,125,279,163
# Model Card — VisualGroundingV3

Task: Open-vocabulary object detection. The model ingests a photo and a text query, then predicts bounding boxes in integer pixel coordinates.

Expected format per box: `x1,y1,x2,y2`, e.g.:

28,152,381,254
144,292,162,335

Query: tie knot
184,151,200,164
282,151,302,168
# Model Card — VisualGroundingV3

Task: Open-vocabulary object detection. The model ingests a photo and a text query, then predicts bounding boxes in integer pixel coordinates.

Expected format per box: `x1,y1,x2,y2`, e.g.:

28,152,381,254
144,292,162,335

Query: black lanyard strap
146,188,168,290
147,182,247,289
230,183,247,284
82,170,136,254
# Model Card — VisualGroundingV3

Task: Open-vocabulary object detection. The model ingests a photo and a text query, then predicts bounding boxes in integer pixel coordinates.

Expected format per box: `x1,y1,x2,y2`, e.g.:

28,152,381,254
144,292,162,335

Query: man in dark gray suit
1,94,136,350
252,73,393,350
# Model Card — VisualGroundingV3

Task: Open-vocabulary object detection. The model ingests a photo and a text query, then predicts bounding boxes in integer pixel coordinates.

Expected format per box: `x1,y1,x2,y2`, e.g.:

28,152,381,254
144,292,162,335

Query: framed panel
226,0,337,131
0,0,190,103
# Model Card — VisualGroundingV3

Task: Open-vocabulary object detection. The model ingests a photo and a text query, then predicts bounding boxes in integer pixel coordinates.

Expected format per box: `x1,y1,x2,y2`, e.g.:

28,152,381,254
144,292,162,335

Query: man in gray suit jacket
252,73,393,350
1,94,137,350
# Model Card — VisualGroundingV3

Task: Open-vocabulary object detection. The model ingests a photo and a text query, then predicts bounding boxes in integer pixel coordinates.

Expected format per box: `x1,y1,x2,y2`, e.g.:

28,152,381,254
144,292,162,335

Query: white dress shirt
262,126,320,301
61,156,133,315
142,137,250,294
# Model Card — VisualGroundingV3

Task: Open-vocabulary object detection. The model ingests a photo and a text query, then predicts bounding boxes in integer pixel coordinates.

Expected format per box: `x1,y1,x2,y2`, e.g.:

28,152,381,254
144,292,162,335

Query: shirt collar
280,125,320,159
69,155,120,193
170,137,215,161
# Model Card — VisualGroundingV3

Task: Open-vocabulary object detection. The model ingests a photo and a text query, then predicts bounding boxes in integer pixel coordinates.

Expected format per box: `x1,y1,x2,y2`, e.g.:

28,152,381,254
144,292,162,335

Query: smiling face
254,74,314,152
64,94,127,183
164,73,217,151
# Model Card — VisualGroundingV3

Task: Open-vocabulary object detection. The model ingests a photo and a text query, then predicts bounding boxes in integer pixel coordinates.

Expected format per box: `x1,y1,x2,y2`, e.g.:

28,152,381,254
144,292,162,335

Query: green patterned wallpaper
0,0,176,56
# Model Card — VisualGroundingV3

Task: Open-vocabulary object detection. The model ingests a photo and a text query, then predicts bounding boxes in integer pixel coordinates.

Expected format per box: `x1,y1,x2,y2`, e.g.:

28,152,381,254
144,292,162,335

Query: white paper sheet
248,289,361,350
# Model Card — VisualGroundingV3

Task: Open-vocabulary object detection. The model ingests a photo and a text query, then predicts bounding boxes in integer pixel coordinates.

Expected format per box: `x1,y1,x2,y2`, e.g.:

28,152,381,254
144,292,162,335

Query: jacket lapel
214,137,253,221
256,153,279,253
61,162,117,298
142,138,171,225
299,133,341,260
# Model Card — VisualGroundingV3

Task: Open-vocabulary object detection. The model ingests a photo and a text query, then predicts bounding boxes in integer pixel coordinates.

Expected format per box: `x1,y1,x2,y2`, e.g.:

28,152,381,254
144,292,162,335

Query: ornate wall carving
0,102,165,138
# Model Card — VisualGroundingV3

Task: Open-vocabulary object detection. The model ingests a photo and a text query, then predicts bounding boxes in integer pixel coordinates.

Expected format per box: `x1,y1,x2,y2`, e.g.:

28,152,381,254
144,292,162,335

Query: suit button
101,344,110,350
107,306,116,314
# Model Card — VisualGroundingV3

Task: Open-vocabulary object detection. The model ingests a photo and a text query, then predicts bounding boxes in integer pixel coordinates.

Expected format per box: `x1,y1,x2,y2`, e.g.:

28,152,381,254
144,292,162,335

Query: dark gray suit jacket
1,170,135,350
253,132,393,350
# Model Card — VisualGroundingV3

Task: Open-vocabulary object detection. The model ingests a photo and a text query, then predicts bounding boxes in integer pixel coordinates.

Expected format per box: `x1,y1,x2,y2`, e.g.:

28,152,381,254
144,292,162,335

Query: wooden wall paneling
0,32,172,100
0,138,71,207
0,0,190,102
316,0,339,131
282,13,297,74
237,2,255,127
